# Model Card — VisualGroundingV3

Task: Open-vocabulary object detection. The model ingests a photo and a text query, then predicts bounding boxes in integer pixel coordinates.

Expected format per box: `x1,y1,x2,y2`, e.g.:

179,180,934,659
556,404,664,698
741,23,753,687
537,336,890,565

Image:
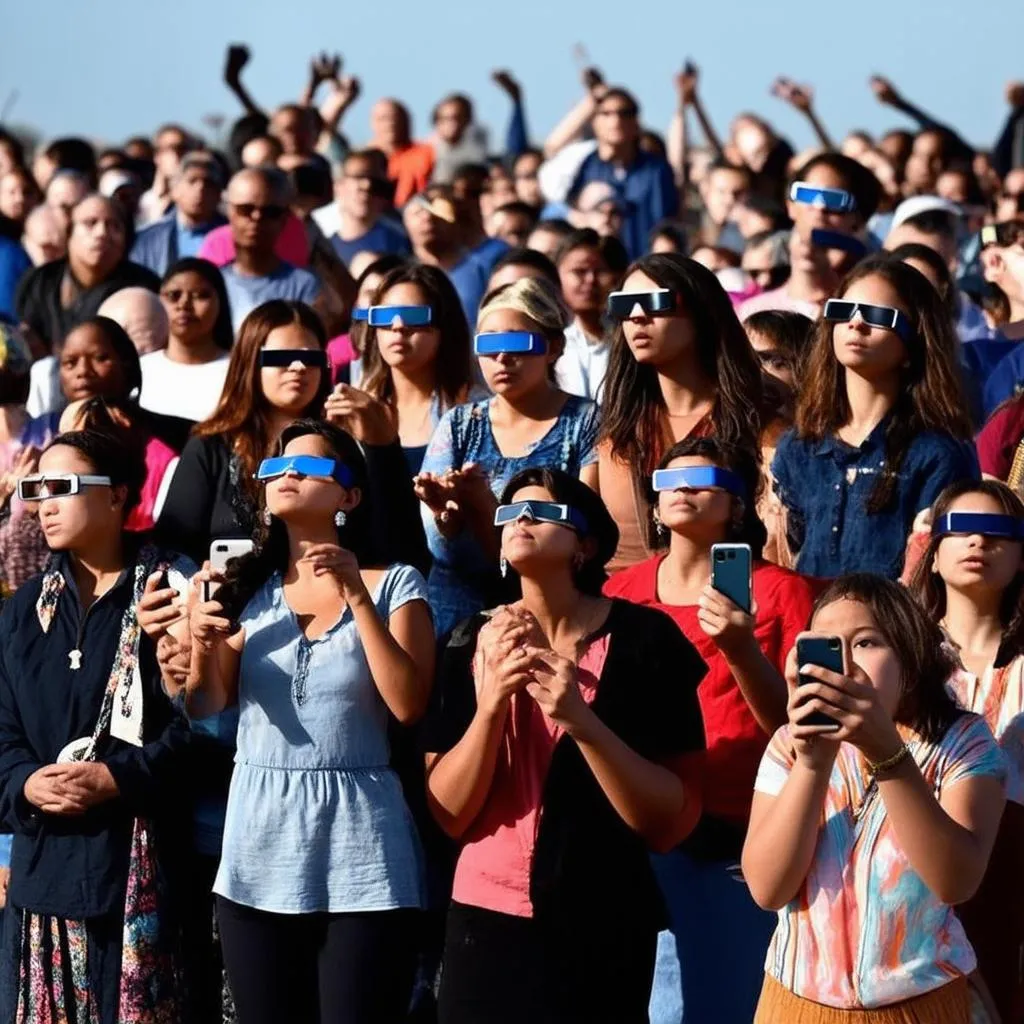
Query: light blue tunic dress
214,563,428,914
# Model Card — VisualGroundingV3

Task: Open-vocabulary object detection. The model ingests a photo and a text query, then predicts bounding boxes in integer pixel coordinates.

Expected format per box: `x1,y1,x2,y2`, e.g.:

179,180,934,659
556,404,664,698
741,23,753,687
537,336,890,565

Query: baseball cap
890,196,962,230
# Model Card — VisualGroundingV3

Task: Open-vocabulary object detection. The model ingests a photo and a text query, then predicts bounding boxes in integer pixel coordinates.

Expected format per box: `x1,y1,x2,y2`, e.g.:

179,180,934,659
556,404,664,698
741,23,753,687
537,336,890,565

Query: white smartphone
203,539,254,603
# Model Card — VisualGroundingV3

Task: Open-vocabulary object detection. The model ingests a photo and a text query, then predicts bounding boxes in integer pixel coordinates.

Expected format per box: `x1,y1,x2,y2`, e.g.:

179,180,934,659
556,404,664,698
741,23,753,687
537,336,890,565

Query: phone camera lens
715,551,725,561
828,639,840,650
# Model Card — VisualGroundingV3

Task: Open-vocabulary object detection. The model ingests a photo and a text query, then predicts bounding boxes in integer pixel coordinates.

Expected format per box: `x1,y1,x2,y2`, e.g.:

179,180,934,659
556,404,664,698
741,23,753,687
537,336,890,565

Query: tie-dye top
947,654,1024,806
754,713,1006,1008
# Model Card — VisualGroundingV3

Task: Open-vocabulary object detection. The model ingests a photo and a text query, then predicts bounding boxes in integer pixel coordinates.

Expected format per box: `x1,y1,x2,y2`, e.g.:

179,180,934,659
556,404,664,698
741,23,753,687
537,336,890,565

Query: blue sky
2,0,1021,154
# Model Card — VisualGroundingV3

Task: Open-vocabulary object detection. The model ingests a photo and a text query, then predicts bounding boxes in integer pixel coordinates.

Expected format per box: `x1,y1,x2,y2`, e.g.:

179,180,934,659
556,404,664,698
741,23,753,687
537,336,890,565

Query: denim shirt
420,395,600,637
772,421,979,580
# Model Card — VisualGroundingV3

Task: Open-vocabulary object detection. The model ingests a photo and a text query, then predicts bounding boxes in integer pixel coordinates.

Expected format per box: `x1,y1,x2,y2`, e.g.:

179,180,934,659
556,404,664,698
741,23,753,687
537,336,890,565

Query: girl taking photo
772,255,978,580
186,419,434,1024
742,574,1006,1024
424,468,706,1024
908,479,1024,1022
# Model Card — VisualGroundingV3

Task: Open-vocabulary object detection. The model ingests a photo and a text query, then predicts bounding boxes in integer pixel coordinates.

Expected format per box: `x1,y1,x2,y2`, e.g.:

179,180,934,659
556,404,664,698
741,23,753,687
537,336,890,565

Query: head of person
730,114,776,173
513,149,544,207
198,300,331,489
22,204,66,265
740,230,790,292
99,168,143,223
909,481,1024,647
743,309,812,390
0,129,25,177
690,245,741,274
46,170,90,233
886,242,958,323
32,429,146,552
271,104,315,157
527,218,574,261
348,254,409,356
787,152,880,238
602,252,764,474
651,437,766,556
592,88,641,151
67,195,128,278
97,287,169,355
172,152,224,225
487,246,560,294
370,99,412,151
980,220,1024,310
906,129,952,192
36,137,97,191
998,170,1024,221
797,255,971,507
402,189,459,256
433,94,473,146
97,148,128,174
153,124,192,180
484,163,518,216
0,321,33,406
884,207,960,274
475,276,570,399
56,315,142,405
935,166,985,210
877,130,913,178
159,257,234,351
555,228,615,324
451,164,490,231
287,159,333,216
0,165,39,224
226,167,292,256
338,150,390,221
733,195,787,240
701,161,752,228
570,181,627,239
123,136,154,162
497,467,618,595
489,201,538,248
360,262,473,408
649,220,688,256
241,135,284,169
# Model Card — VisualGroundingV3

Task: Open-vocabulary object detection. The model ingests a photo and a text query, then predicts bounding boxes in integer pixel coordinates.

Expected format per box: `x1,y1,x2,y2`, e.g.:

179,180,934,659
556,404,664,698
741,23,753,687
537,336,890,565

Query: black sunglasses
232,203,287,221
258,349,328,369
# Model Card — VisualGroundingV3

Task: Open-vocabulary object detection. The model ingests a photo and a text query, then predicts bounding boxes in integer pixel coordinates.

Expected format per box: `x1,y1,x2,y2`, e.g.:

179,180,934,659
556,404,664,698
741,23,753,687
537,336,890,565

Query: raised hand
1008,81,1024,109
525,647,593,736
492,70,522,103
310,52,342,88
869,75,901,107
298,542,366,601
473,612,536,717
0,444,39,507
137,571,187,641
324,384,397,446
676,62,699,106
771,76,814,112
698,584,757,658
224,44,251,86
189,565,233,652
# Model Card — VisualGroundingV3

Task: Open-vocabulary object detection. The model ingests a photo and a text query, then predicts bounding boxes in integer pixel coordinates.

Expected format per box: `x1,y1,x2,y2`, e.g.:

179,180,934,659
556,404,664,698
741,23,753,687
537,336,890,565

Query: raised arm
224,44,265,120
667,65,694,189
543,67,607,158
993,81,1024,179
869,75,974,160
771,77,834,151
493,70,530,161
682,61,724,159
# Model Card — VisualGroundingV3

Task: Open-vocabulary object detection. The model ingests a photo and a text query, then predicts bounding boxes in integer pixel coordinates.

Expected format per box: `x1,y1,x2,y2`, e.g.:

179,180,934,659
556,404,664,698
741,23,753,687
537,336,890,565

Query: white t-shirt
556,321,610,403
139,350,230,423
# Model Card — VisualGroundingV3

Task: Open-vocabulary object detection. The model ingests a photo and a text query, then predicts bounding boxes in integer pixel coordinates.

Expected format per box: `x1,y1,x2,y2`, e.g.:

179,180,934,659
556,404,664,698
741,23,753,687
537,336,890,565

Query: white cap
890,195,962,229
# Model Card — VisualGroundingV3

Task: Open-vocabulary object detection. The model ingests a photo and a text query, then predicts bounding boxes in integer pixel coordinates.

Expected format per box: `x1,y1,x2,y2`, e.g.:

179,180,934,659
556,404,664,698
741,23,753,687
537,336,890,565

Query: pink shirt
738,285,821,321
126,435,178,533
451,635,608,918
198,214,310,269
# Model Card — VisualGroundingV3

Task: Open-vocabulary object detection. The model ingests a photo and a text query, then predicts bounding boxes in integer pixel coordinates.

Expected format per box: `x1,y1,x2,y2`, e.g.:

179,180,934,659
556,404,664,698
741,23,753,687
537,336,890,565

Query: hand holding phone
203,539,254,603
793,634,843,732
710,543,752,613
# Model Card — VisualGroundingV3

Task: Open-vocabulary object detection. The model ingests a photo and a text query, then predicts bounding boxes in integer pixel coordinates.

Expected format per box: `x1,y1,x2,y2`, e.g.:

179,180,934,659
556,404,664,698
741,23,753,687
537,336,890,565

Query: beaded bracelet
867,742,910,777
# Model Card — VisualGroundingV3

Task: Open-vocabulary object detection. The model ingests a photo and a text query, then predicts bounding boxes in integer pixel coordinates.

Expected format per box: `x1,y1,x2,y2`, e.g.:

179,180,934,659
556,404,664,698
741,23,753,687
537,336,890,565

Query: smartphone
203,539,254,603
710,543,752,613
795,635,843,731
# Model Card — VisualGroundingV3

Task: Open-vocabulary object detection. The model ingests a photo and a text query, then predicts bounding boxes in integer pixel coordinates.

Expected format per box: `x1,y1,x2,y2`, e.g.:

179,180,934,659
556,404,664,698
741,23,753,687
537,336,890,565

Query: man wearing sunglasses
220,168,321,334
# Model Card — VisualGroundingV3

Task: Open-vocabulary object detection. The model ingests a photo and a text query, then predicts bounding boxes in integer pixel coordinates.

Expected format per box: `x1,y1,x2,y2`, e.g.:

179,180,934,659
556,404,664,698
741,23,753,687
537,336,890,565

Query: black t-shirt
15,258,160,350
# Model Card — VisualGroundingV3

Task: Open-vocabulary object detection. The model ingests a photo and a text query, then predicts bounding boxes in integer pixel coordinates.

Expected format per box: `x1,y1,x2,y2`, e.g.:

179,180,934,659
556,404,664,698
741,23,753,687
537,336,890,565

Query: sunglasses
18,473,112,501
823,299,913,342
606,289,676,321
232,203,288,220
474,332,548,357
788,182,857,213
494,500,588,533
161,287,215,304
367,305,433,328
652,466,747,500
932,512,1024,540
351,307,369,322
256,455,354,488
258,349,328,369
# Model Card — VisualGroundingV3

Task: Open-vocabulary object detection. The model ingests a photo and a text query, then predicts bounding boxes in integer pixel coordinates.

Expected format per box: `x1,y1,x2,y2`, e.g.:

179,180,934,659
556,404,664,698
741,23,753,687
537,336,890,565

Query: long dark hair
498,467,619,596
195,301,332,503
217,420,379,620
359,263,473,410
908,480,1024,658
796,255,972,514
600,253,765,483
43,428,146,521
653,437,767,557
161,257,235,351
812,573,963,743
886,243,958,323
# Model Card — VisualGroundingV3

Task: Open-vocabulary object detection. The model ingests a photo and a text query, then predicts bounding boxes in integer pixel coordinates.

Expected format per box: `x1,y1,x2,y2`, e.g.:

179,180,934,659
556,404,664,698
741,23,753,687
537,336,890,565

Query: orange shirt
388,143,435,207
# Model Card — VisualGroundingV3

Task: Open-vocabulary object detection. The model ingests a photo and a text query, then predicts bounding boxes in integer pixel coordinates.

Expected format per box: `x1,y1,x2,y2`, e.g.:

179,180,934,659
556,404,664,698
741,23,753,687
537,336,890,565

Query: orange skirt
753,974,986,1024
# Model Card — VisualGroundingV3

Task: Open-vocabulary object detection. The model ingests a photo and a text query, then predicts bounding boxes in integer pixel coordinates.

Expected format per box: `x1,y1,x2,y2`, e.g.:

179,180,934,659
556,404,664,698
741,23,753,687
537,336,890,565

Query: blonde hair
477,276,572,340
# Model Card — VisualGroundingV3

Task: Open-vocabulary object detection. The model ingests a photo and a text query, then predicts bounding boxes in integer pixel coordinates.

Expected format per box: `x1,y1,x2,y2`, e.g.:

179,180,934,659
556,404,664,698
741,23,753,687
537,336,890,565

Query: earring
500,556,508,579
334,510,347,528
262,508,272,526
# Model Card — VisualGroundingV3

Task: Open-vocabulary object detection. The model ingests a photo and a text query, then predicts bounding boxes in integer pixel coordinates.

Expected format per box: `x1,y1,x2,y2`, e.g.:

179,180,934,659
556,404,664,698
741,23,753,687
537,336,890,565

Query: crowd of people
0,41,1021,1024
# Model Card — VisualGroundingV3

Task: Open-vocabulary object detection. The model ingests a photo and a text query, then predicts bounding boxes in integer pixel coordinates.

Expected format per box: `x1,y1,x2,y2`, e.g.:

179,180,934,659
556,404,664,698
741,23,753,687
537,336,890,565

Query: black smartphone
795,635,843,731
710,543,752,613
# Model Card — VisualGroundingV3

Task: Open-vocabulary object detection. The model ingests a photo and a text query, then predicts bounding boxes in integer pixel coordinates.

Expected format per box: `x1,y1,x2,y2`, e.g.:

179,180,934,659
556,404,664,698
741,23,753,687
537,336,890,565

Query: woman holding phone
605,437,816,1024
185,419,434,1024
414,276,600,638
742,574,1006,1023
772,256,978,580
908,479,1024,1021
423,467,706,1024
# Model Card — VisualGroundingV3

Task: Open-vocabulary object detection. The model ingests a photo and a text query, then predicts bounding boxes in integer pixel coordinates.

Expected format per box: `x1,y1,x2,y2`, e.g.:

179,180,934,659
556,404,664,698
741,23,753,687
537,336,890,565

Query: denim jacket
772,420,979,580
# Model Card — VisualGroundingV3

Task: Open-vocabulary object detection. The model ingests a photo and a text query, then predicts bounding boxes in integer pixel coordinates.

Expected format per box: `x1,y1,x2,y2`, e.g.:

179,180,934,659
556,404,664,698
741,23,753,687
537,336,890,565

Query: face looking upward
264,433,360,526
617,270,696,371
830,273,909,383
475,308,559,401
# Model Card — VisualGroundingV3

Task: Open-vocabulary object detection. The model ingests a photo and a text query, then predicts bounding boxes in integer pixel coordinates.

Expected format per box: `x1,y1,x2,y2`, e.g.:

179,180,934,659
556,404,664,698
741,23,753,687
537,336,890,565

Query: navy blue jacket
0,552,190,918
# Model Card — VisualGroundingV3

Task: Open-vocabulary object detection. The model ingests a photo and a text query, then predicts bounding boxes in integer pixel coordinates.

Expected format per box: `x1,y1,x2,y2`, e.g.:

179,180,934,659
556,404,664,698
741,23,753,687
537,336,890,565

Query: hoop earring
334,510,347,528
500,555,508,579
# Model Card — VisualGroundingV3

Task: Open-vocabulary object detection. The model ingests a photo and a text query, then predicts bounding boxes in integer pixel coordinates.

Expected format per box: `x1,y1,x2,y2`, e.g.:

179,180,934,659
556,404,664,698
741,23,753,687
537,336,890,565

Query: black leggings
215,896,419,1024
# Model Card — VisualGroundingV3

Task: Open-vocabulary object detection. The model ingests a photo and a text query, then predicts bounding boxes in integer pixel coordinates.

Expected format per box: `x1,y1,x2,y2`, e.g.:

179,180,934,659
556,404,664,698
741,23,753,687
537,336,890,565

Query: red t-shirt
604,556,816,823
977,397,1024,480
